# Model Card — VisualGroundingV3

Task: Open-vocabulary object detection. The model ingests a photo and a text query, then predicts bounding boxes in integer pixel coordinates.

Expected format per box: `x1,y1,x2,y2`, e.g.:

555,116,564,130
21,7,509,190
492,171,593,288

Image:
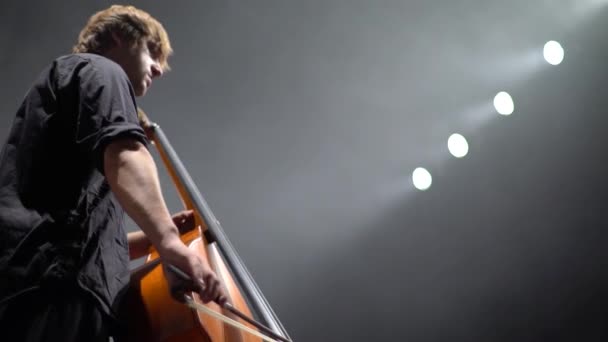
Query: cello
119,109,292,342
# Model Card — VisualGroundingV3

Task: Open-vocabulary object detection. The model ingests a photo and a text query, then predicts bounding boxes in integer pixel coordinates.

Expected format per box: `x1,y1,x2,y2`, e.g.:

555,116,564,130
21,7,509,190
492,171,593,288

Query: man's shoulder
55,53,114,66
51,53,128,85
54,53,124,75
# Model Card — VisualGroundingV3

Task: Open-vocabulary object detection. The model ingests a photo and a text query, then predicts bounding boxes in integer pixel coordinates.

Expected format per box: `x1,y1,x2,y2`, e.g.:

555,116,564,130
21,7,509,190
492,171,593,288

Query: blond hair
72,5,172,71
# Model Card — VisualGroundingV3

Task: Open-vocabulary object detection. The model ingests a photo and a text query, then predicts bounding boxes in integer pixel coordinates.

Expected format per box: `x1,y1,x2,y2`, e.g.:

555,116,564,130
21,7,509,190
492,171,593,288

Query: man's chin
135,87,147,97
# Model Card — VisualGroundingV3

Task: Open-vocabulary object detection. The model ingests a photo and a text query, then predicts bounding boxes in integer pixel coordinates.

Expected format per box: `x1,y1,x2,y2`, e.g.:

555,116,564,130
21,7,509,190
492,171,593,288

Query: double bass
119,109,292,342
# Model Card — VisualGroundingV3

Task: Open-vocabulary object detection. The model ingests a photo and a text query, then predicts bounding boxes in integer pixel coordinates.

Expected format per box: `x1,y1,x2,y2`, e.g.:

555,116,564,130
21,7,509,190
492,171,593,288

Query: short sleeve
72,57,148,172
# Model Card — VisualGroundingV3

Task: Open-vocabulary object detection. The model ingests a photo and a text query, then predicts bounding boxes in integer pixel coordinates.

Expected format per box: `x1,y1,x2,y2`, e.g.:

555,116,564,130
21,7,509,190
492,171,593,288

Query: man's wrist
155,227,182,252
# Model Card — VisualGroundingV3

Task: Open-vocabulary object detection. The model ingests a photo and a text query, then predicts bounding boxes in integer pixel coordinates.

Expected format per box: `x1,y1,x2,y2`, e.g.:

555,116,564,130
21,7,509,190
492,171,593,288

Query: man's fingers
164,260,227,305
207,279,219,303
178,209,194,218
216,294,228,307
197,274,224,304
172,210,196,234
171,209,190,221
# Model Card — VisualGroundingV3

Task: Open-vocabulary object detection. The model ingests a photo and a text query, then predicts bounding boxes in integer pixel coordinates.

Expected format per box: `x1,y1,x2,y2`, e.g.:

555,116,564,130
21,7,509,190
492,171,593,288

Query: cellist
0,5,226,341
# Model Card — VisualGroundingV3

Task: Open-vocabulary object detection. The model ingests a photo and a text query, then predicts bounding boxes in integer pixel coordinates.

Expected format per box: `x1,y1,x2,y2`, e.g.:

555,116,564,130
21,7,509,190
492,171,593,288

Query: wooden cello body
119,111,290,342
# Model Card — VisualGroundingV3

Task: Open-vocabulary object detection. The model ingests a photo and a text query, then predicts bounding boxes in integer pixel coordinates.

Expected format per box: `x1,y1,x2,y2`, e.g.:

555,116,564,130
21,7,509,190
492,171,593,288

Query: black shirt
0,53,148,318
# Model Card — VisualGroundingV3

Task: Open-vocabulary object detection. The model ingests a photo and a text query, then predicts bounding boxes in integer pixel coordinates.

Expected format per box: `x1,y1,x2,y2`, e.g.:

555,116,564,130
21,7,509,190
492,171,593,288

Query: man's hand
159,236,228,306
172,209,196,235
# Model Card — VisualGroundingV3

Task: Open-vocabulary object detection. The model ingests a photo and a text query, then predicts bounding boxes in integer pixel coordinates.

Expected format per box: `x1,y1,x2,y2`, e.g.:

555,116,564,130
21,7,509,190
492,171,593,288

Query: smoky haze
1,1,608,341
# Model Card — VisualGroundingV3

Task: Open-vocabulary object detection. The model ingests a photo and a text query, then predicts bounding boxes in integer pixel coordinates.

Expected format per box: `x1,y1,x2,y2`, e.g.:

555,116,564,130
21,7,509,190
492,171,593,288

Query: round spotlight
412,167,432,191
448,133,469,158
543,40,564,65
494,91,514,116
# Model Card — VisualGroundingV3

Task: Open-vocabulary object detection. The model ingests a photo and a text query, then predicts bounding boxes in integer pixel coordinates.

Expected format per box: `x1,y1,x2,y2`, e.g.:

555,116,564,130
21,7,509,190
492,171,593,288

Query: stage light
543,40,564,65
494,91,514,116
447,133,469,158
412,167,432,191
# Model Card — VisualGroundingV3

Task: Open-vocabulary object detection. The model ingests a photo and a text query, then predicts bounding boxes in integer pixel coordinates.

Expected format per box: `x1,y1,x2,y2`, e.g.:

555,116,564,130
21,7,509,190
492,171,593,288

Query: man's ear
110,32,124,48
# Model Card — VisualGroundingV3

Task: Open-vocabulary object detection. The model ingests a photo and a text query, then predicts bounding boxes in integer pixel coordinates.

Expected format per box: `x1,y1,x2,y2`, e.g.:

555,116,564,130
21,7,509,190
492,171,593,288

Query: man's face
112,40,163,97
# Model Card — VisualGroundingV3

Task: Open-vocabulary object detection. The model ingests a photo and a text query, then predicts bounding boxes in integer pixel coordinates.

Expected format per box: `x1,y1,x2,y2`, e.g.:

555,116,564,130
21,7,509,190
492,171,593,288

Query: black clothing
0,53,148,321
0,283,112,342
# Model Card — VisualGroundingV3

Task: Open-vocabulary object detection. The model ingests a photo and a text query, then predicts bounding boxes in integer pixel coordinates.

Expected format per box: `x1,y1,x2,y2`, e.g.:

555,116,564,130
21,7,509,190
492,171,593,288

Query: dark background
2,1,608,341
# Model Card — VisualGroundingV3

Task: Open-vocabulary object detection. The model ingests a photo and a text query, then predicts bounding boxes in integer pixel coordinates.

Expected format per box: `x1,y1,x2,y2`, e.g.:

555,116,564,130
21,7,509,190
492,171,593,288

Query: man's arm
127,231,151,260
104,137,177,247
103,137,226,304
127,210,196,260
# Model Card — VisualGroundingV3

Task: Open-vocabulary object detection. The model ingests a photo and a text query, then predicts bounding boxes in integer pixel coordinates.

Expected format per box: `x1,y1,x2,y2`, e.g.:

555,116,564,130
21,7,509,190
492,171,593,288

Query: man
0,5,226,341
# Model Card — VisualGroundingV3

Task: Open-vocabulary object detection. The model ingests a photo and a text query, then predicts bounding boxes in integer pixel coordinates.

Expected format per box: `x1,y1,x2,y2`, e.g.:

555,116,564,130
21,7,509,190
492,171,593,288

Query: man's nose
151,62,163,78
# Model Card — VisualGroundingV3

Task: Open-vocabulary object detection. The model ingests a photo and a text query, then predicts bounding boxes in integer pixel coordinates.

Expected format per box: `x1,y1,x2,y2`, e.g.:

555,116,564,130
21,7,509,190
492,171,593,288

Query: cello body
118,111,289,342
121,232,261,341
